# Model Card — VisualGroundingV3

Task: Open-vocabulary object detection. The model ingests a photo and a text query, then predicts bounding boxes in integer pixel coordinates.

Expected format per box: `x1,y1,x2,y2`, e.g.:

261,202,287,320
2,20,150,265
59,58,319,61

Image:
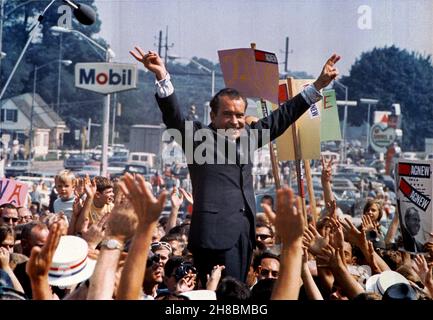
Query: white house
0,93,68,157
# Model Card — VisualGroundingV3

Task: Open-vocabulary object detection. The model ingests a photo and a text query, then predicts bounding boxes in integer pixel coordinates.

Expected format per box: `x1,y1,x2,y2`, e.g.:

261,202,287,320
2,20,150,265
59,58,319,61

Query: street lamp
29,59,72,161
359,98,379,152
168,55,215,124
0,0,96,101
51,25,115,177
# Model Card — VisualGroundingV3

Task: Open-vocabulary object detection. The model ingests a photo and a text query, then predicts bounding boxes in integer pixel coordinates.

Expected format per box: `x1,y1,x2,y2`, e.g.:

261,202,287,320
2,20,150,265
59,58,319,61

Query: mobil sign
75,62,137,94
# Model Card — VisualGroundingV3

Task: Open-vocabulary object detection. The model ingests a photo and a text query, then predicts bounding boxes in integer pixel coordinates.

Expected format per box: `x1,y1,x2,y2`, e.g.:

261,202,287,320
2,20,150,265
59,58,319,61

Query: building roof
7,93,66,130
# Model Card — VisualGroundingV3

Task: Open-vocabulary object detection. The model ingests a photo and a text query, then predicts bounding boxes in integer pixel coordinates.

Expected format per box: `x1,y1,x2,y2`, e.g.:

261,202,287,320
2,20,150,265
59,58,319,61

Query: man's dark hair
161,233,183,243
20,222,47,242
255,222,274,238
168,223,190,237
250,278,276,302
0,203,17,210
216,276,251,302
164,256,187,279
252,250,280,271
94,176,113,193
209,88,247,114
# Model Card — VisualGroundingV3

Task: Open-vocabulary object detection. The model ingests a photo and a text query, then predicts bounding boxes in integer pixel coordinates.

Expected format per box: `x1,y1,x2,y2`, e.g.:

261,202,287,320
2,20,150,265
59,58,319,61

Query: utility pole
158,30,162,57
283,36,293,73
155,27,173,63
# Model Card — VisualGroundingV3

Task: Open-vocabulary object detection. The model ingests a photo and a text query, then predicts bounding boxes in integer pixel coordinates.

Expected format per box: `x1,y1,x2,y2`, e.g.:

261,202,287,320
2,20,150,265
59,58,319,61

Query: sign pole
250,43,281,190
286,78,307,220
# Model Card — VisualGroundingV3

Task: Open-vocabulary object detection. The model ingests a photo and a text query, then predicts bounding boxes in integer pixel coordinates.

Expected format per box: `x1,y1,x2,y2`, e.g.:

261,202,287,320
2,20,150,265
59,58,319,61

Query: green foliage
334,46,433,150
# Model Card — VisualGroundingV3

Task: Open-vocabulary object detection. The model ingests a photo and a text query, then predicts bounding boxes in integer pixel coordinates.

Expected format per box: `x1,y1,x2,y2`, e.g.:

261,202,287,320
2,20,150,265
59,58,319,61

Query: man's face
18,207,33,224
1,208,19,227
210,96,246,140
406,211,421,236
145,260,164,286
255,226,274,249
96,188,114,205
257,257,280,280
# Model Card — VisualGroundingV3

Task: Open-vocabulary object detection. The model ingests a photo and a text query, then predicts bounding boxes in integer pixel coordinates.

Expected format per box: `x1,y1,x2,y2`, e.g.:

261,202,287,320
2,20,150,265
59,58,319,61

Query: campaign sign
218,48,279,105
75,62,137,94
0,178,29,207
396,159,433,253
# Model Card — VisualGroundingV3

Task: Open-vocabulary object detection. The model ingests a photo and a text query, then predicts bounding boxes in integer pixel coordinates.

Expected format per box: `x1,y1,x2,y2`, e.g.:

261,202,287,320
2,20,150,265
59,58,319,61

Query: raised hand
274,187,305,245
361,214,376,232
0,247,10,270
261,202,276,226
313,54,341,90
206,265,226,291
26,222,63,281
412,255,433,287
303,224,329,256
326,200,338,219
328,217,345,250
119,173,167,228
179,187,193,205
84,175,97,198
320,156,333,184
129,47,167,80
340,217,366,249
170,187,184,210
82,212,110,249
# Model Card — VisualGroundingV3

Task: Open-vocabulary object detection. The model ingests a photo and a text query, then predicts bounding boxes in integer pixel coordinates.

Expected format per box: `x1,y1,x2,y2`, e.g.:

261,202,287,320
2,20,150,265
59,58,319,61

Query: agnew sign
75,62,137,94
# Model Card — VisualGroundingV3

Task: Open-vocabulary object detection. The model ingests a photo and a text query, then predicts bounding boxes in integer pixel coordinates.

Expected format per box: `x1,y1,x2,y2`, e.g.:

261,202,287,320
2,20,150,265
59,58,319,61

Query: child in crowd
53,170,76,222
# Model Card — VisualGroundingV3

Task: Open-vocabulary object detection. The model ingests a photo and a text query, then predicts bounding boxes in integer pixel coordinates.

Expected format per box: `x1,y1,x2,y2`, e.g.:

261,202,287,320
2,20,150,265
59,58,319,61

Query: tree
335,46,433,150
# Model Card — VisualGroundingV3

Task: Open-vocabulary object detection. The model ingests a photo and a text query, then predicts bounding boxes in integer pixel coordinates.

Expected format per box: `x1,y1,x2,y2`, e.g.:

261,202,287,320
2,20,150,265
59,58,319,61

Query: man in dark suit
130,47,340,284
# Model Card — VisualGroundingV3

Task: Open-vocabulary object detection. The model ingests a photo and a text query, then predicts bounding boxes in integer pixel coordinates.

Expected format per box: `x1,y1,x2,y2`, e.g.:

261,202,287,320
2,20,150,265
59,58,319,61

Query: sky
94,0,433,77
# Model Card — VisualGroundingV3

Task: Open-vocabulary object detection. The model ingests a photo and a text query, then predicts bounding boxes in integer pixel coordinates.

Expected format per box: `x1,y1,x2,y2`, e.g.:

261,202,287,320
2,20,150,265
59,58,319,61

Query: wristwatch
100,239,124,251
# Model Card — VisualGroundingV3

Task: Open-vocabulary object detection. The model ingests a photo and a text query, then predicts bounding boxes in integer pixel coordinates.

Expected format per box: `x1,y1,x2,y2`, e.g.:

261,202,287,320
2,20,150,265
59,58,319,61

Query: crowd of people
0,48,432,301
1,163,432,301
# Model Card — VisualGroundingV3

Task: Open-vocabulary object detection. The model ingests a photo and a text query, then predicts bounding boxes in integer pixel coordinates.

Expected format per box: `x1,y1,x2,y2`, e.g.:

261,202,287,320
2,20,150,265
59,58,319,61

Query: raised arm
271,187,305,300
129,47,167,80
116,173,167,300
252,54,340,145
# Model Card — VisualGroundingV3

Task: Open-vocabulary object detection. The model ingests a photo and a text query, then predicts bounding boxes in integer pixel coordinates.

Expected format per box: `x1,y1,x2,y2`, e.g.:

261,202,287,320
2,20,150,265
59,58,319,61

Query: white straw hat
365,271,409,295
48,236,96,287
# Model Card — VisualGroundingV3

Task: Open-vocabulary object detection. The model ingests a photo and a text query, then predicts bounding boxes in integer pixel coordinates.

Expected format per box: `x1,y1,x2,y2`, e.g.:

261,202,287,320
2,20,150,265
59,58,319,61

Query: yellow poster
274,78,321,160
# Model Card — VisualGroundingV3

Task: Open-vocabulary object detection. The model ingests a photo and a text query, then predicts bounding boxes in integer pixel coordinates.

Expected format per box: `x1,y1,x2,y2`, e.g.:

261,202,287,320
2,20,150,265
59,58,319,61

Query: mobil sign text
75,62,137,94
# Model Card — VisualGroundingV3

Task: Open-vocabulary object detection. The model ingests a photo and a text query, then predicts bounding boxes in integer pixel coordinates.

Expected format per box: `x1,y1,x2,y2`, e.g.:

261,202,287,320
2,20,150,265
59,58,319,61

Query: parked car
64,154,92,171
5,160,32,177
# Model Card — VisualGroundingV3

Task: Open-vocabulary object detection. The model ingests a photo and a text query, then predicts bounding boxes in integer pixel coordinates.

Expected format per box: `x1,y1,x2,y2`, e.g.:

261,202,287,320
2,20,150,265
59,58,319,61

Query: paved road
32,160,64,176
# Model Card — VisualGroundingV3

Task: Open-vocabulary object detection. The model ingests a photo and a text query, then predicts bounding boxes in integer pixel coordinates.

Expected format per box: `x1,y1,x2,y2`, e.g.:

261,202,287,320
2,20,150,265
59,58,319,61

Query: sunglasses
151,241,172,253
259,268,279,278
1,244,14,249
256,234,272,241
1,217,18,223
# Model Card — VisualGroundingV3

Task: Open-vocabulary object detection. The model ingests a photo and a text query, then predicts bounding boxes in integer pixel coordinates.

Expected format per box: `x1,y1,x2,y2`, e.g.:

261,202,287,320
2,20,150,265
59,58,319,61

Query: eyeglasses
1,244,14,249
151,241,172,253
1,217,18,223
259,268,279,278
173,262,197,281
256,234,272,241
